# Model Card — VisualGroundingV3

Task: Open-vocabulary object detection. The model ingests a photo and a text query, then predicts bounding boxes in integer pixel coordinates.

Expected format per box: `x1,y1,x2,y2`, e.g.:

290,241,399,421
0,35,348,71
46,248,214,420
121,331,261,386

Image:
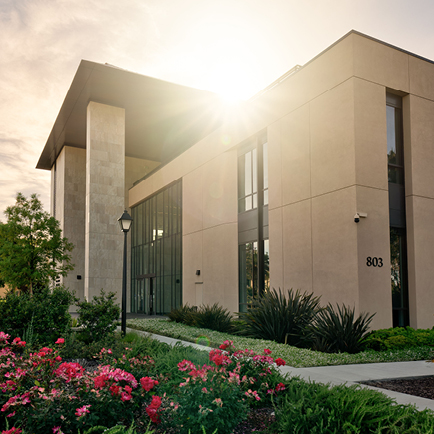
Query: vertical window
238,149,257,212
263,142,268,206
263,239,270,291
387,93,409,327
239,242,258,312
390,228,409,327
238,132,269,311
387,104,404,185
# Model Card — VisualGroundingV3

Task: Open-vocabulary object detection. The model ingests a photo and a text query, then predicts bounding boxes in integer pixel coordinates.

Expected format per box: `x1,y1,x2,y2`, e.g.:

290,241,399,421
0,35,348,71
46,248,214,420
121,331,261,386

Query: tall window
387,104,404,185
238,148,257,212
131,180,182,314
387,93,409,327
238,132,269,312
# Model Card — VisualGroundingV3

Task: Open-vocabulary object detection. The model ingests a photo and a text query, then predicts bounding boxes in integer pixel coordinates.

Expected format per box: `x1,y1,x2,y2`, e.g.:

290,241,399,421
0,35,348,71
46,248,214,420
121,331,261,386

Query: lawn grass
127,318,434,368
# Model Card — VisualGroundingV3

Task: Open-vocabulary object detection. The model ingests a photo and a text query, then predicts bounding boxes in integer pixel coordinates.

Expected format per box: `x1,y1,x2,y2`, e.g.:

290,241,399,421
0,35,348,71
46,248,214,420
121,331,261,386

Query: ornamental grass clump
270,376,434,433
239,288,321,346
168,303,233,333
167,304,198,326
195,303,233,333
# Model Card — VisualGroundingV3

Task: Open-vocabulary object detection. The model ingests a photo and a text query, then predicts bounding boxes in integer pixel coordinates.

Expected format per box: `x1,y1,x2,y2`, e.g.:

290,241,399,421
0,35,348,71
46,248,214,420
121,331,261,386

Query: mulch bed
362,376,434,400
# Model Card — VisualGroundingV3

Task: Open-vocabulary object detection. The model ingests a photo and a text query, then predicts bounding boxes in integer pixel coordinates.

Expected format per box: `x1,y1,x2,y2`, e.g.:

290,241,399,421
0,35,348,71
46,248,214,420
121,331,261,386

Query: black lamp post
118,209,133,336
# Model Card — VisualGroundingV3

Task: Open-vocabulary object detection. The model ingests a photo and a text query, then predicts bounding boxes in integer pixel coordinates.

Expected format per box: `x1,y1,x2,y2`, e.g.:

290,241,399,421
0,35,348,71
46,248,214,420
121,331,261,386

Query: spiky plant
239,288,322,346
310,303,375,353
167,304,198,326
195,303,233,333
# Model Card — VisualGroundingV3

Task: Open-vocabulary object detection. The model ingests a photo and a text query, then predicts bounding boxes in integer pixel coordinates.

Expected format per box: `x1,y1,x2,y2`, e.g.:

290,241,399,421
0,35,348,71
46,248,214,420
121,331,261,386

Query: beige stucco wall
404,93,434,329
126,32,434,328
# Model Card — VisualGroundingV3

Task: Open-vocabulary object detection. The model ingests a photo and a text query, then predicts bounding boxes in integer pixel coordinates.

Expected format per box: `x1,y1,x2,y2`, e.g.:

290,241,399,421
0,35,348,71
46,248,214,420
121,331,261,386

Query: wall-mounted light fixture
354,212,368,223
196,270,201,276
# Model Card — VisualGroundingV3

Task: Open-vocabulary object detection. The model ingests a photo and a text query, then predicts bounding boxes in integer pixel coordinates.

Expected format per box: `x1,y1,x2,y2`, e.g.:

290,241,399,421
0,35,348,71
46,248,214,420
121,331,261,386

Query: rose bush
163,341,287,433
0,333,161,434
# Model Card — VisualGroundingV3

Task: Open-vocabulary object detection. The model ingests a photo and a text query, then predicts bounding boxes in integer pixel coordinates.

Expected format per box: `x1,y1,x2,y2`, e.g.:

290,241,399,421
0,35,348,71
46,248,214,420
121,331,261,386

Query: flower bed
3,331,434,434
0,334,286,434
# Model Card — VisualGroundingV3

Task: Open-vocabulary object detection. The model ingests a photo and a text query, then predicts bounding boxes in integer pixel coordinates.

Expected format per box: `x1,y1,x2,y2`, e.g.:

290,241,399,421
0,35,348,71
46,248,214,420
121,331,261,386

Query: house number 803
366,257,383,267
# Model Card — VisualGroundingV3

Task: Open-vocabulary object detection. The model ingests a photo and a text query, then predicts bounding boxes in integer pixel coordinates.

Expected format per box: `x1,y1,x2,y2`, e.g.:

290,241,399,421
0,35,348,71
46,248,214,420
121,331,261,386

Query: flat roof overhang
37,60,224,170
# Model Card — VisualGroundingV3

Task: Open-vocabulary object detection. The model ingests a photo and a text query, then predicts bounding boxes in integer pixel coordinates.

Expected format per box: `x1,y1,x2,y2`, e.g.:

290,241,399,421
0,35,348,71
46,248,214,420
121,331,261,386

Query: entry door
145,277,156,315
137,278,145,313
136,274,157,315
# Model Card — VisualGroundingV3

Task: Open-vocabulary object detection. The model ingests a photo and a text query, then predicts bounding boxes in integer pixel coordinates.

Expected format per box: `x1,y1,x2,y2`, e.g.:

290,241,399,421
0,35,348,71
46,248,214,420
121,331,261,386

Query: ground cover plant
2,330,434,433
127,318,434,368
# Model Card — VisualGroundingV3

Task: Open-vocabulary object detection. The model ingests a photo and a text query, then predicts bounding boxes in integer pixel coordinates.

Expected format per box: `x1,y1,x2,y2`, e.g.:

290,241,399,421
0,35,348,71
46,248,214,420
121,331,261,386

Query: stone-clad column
85,102,125,303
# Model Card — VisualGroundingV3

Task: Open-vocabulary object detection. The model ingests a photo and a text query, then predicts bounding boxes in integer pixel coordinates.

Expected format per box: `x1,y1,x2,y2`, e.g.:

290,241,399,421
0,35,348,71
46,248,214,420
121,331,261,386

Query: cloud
0,0,162,217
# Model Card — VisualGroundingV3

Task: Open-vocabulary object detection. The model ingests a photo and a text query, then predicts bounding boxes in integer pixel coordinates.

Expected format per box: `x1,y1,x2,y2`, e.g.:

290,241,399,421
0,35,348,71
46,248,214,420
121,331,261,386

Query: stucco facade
38,31,434,329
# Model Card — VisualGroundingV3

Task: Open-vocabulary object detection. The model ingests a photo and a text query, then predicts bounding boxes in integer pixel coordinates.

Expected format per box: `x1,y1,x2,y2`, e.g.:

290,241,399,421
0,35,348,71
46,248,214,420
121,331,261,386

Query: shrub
229,319,248,335
147,341,211,394
364,326,434,351
167,304,198,326
239,288,321,346
168,303,233,333
195,303,233,333
0,286,75,344
309,303,375,353
169,361,247,434
76,290,120,343
384,335,415,349
209,341,287,408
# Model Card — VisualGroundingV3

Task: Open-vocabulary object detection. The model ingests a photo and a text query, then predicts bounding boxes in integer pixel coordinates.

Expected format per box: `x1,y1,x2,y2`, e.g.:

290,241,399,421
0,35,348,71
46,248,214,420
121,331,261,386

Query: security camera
354,212,367,223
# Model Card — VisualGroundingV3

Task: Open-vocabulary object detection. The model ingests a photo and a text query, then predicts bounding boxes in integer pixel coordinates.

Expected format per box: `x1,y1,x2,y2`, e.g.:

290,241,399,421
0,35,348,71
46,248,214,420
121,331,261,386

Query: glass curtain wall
131,180,182,314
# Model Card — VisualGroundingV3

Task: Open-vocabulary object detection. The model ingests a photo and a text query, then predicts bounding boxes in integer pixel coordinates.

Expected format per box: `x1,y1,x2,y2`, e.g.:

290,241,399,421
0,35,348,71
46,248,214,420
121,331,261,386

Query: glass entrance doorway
135,274,156,315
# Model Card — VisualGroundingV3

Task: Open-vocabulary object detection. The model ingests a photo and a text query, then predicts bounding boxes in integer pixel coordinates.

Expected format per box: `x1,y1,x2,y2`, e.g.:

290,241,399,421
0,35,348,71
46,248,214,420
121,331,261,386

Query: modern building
37,30,434,330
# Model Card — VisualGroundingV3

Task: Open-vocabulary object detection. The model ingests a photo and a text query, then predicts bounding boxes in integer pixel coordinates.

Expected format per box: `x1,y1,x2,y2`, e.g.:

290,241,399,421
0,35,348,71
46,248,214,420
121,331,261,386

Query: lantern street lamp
118,209,133,336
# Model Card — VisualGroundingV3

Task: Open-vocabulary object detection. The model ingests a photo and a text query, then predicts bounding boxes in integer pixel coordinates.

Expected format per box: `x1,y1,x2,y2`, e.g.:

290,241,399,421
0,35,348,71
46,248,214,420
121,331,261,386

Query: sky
1,0,434,218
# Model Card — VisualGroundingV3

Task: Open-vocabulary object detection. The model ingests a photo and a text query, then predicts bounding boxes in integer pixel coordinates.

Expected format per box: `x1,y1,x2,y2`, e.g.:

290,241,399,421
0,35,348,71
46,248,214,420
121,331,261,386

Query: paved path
125,327,434,412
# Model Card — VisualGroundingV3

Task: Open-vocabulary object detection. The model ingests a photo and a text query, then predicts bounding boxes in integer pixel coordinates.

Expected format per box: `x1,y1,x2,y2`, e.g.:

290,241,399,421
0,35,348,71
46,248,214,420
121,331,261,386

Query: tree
0,193,74,294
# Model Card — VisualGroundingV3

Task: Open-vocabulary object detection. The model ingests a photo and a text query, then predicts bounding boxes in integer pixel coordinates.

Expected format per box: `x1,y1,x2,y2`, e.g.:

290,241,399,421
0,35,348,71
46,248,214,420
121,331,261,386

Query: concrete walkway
125,327,434,412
